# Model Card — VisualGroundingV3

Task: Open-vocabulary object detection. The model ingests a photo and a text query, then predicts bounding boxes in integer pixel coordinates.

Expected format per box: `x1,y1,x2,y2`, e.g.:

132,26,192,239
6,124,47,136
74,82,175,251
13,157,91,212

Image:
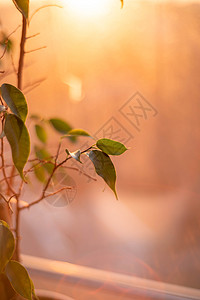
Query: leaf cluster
0,221,37,299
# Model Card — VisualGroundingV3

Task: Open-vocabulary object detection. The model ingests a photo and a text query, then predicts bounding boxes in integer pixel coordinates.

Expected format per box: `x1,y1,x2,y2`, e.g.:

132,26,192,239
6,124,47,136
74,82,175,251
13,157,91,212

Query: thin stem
17,16,27,90
13,15,27,263
7,25,21,39
15,195,20,261
29,5,63,23
63,166,97,181
0,46,7,60
26,33,40,39
20,146,93,210
25,46,47,54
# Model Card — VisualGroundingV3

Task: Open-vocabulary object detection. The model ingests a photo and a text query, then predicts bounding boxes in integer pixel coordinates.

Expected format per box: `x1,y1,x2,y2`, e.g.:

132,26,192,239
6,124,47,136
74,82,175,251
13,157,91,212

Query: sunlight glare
65,0,111,19
64,74,83,102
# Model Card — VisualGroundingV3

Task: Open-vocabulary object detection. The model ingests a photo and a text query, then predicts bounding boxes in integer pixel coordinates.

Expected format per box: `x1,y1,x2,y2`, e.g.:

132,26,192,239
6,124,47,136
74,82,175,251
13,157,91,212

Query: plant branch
0,193,13,213
20,146,93,210
17,16,27,90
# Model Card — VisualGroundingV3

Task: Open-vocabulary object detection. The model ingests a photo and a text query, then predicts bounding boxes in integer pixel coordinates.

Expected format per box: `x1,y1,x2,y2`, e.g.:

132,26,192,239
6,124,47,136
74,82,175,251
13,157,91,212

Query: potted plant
0,0,126,299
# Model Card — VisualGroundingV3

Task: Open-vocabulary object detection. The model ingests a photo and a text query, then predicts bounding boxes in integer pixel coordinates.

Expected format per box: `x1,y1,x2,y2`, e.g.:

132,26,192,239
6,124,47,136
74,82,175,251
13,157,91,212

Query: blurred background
1,0,200,294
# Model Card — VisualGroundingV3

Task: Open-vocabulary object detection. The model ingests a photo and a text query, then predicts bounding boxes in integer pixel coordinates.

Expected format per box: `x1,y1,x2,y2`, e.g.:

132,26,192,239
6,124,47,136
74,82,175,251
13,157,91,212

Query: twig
0,193,13,213
26,33,40,39
23,77,46,94
24,83,42,94
42,186,73,200
0,46,7,60
14,15,27,262
29,5,63,23
10,53,17,75
7,25,21,39
20,146,93,210
63,166,97,181
55,141,62,164
0,193,8,203
25,46,46,54
20,186,72,210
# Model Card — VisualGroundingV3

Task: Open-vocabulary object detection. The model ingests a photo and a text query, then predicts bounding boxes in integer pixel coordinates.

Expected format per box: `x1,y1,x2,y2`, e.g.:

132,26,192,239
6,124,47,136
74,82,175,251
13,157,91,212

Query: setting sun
65,0,111,19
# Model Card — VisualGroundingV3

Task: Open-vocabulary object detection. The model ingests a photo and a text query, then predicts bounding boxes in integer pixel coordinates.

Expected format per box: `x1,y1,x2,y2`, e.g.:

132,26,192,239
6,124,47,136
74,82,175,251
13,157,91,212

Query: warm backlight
66,0,111,19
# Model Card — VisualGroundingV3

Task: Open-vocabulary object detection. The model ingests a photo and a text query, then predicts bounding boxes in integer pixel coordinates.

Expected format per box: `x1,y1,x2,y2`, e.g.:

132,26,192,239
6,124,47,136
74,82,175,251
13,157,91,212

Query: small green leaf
33,164,46,183
4,114,30,180
12,0,29,19
0,220,10,229
96,139,128,156
1,84,28,122
0,221,15,273
35,124,47,144
66,129,91,137
34,146,53,174
88,150,118,199
5,260,32,300
29,114,40,120
49,118,72,134
49,118,76,143
69,149,82,163
34,146,51,161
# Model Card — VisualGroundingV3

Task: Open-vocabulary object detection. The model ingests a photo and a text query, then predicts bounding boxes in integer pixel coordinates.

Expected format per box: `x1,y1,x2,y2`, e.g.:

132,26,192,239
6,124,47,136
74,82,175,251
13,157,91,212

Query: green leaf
49,118,76,143
34,146,53,174
35,124,47,144
34,146,51,160
4,114,30,180
33,164,46,183
88,150,118,199
66,129,91,137
29,114,40,120
0,221,15,273
69,149,82,163
12,0,29,19
49,118,72,134
5,260,32,300
0,220,10,229
1,84,28,122
96,139,128,156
